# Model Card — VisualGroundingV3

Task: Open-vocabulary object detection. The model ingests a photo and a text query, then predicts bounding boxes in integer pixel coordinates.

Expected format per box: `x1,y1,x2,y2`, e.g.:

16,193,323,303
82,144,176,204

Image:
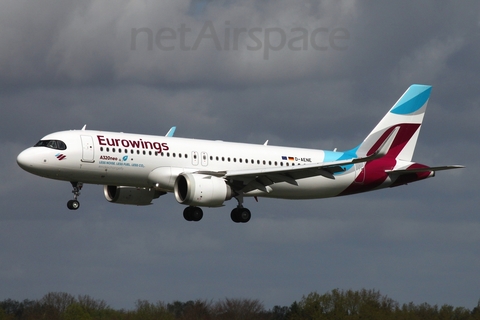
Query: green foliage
64,303,92,320
0,289,479,320
287,289,397,320
287,289,480,320
129,299,175,320
167,299,212,320
212,298,268,320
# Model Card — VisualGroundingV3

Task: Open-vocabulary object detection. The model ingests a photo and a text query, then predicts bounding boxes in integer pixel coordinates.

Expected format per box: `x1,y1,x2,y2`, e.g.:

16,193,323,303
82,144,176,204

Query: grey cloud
1,0,478,311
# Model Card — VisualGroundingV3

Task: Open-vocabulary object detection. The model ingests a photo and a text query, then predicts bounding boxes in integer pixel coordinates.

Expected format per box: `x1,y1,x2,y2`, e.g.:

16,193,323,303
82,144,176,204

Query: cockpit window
34,140,67,150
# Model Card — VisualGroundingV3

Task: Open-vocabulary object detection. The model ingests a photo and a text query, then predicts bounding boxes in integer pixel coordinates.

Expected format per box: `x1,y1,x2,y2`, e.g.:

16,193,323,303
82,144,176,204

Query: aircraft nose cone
17,149,33,171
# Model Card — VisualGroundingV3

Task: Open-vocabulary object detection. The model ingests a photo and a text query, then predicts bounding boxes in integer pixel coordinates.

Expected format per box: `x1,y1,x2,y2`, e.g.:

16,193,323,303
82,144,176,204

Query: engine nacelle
174,173,232,207
104,185,162,205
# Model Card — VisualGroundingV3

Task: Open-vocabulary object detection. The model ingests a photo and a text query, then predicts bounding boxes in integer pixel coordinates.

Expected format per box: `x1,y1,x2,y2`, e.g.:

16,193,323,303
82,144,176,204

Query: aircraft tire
191,207,203,221
238,208,251,223
231,208,239,222
231,208,251,223
67,200,80,210
183,206,194,221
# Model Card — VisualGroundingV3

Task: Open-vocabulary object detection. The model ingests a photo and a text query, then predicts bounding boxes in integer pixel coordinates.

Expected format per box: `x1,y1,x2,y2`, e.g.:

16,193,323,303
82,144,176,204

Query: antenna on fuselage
81,125,87,131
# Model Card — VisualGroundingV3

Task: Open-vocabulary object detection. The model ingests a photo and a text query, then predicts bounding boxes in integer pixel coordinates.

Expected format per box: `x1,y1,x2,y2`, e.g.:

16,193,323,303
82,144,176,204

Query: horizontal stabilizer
386,165,464,174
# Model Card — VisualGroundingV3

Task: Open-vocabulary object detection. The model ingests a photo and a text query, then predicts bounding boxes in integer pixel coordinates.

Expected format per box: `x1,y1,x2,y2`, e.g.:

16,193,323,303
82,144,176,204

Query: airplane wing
196,128,400,193
222,154,377,193
235,125,399,192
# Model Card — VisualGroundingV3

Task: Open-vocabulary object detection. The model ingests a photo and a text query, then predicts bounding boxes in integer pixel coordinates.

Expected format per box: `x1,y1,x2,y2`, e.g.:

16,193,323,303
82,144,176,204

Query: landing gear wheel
67,199,80,210
231,208,239,222
191,207,203,221
183,207,193,221
183,206,203,222
67,181,83,210
231,208,251,223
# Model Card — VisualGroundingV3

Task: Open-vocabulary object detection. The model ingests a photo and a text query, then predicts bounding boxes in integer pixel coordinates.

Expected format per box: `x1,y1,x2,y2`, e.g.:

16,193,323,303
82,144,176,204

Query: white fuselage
17,129,364,200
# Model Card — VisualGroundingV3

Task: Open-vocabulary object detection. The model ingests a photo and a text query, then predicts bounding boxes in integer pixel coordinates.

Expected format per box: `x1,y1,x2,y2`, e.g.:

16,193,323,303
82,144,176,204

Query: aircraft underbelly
72,164,150,186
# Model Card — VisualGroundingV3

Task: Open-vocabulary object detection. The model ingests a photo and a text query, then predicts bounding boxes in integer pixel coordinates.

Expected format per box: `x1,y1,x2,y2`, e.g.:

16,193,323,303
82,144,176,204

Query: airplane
17,84,463,223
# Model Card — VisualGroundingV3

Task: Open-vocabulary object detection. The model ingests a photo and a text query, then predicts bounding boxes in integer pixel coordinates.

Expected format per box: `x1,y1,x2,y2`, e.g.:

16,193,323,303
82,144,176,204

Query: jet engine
174,173,232,207
104,185,163,205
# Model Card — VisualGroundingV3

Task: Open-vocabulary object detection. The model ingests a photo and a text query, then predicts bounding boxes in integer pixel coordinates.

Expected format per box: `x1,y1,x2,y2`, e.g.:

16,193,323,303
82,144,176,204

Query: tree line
1,289,479,320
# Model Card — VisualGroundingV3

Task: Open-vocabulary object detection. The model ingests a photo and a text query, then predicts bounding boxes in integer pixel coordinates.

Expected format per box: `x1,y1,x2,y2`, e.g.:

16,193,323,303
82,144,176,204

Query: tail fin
355,84,432,161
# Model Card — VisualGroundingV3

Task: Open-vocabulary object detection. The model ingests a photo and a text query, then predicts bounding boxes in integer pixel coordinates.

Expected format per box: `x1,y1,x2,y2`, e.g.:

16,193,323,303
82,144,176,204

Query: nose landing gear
67,182,82,210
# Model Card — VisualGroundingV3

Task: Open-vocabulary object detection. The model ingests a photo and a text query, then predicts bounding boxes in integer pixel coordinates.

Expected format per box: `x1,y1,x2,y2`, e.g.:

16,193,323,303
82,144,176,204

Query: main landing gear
182,194,251,223
230,207,251,223
230,194,251,223
182,205,251,223
67,181,82,210
183,206,203,222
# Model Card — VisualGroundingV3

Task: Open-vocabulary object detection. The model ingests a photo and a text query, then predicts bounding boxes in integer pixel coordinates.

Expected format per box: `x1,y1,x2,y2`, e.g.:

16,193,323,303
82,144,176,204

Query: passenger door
80,135,95,163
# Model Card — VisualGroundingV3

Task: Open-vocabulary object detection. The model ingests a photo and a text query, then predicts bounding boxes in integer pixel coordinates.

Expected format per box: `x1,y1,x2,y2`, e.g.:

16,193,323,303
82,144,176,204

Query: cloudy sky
1,0,479,310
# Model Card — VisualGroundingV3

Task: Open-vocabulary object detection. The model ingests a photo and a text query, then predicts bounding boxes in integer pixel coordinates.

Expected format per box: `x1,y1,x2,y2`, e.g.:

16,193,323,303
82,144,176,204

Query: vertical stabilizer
356,84,432,161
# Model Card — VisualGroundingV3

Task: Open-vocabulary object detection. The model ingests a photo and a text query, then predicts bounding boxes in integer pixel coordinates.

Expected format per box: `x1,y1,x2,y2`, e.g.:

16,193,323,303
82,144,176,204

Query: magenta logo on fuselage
97,135,169,153
55,153,66,160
